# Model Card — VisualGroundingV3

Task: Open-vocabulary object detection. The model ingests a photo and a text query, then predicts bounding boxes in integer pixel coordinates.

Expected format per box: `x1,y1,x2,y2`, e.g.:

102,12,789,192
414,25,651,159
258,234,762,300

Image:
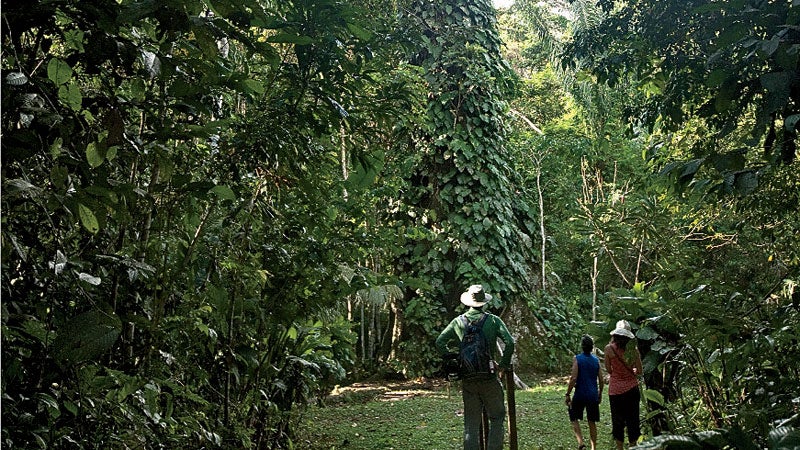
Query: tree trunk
512,108,547,292
591,255,598,321
388,297,404,361
375,299,383,361
536,160,546,291
360,301,365,364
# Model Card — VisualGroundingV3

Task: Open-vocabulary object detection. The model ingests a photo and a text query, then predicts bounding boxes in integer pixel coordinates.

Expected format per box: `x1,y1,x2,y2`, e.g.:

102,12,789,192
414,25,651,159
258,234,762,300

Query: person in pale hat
611,320,635,339
604,320,643,449
436,284,515,450
460,284,493,307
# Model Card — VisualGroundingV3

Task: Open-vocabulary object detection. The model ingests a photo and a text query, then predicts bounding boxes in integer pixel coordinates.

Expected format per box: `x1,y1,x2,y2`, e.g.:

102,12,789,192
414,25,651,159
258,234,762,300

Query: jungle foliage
2,0,416,447
2,0,799,448
514,0,800,447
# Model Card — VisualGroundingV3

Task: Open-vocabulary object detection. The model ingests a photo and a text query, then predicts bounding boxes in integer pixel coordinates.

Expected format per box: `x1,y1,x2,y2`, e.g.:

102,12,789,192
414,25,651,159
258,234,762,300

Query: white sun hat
610,320,635,339
460,284,492,308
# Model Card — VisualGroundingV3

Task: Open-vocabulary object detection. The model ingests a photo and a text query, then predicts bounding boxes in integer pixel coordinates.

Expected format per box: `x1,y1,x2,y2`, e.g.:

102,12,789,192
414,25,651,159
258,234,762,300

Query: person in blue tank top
565,335,604,450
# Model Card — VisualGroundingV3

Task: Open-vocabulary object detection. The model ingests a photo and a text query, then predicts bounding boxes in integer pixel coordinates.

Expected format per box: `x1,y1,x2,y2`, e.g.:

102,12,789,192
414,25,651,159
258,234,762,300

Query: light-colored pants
462,377,506,450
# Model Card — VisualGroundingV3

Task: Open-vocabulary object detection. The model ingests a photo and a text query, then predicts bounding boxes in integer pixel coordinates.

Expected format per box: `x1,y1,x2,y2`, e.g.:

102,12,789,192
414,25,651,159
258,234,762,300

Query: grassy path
296,376,619,450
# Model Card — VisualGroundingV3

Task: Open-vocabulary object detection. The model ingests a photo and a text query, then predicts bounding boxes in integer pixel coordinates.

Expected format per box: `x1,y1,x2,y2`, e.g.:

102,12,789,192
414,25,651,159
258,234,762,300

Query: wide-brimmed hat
460,285,492,308
610,320,635,339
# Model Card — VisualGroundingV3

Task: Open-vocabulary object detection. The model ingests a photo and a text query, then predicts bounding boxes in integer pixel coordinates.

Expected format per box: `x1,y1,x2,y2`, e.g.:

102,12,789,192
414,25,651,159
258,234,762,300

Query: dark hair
613,334,630,350
581,335,594,354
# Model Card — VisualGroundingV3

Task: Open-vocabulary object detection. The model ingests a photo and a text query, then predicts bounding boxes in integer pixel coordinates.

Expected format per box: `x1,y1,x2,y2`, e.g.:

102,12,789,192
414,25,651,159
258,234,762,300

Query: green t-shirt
436,307,515,369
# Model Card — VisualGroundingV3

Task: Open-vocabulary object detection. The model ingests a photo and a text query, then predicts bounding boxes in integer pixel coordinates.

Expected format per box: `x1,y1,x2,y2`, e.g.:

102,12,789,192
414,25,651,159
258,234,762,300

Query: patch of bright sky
493,0,514,8
493,1,573,20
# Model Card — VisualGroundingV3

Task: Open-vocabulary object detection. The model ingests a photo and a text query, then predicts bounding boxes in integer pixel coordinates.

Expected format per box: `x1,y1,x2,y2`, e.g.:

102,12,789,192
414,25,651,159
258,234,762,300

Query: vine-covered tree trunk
392,0,538,373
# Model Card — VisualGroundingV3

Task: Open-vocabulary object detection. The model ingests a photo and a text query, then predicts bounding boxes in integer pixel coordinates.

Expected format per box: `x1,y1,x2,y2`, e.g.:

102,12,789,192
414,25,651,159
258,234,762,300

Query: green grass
295,378,621,450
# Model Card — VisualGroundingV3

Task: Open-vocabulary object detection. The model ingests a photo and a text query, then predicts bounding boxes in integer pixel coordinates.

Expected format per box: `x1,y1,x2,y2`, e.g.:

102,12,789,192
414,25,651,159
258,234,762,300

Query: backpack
458,313,495,380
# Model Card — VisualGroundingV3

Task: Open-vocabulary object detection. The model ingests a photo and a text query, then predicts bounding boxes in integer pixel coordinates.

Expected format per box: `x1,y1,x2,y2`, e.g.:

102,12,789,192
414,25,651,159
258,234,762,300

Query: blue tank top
574,353,600,402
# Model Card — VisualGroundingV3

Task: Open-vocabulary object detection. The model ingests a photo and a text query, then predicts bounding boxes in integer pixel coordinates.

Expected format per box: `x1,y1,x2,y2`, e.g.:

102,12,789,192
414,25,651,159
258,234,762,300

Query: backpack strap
608,344,637,377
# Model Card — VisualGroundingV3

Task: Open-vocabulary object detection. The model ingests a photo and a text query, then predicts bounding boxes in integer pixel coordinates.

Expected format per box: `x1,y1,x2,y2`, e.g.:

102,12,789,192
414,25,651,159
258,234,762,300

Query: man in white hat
436,284,515,450
604,320,643,449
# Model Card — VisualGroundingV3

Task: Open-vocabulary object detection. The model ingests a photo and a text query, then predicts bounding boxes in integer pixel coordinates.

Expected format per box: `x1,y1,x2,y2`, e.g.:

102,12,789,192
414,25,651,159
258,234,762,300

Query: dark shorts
569,397,600,422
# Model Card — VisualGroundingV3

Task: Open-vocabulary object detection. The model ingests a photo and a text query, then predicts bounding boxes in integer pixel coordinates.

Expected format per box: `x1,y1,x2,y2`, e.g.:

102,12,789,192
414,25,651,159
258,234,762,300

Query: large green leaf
642,388,665,407
85,142,104,168
57,82,82,111
47,58,72,85
52,310,122,365
78,203,100,234
209,184,236,200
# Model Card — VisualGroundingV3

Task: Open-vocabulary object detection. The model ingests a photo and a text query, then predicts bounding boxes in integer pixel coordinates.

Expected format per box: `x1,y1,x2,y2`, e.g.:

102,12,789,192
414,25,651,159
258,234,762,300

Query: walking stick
480,407,488,450
505,364,518,450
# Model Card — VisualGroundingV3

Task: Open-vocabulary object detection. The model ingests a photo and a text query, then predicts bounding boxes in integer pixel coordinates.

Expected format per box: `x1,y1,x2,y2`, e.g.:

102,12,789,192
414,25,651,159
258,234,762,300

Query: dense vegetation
2,0,797,448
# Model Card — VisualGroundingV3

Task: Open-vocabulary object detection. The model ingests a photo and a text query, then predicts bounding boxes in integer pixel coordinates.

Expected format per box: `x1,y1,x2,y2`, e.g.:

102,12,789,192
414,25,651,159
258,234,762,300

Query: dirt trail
325,374,567,403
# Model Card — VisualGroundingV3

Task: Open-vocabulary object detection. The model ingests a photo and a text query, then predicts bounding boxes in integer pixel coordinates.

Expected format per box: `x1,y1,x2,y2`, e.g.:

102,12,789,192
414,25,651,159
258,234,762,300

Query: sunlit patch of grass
296,376,619,450
297,392,462,449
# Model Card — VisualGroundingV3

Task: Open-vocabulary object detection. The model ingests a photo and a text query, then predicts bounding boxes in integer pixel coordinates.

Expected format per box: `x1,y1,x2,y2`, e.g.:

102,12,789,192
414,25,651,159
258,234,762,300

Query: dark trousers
462,377,506,450
609,386,640,443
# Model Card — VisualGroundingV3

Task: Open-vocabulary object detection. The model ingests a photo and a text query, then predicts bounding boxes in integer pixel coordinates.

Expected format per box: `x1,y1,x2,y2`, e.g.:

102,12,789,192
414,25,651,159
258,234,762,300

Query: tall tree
390,0,538,372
